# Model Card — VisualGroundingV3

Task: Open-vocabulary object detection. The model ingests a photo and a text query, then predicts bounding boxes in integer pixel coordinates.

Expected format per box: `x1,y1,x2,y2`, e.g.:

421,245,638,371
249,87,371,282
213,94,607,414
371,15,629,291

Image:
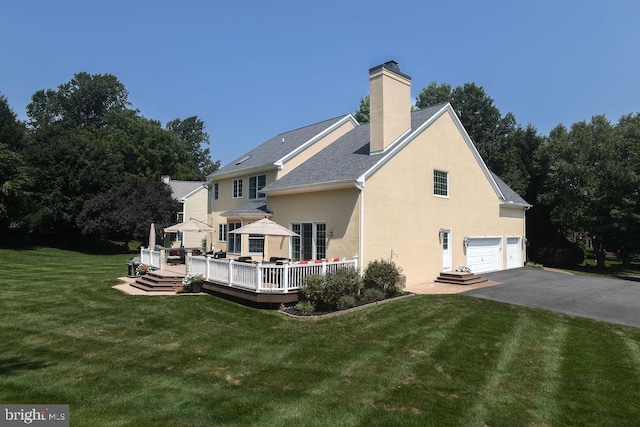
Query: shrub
363,259,402,296
301,267,361,310
337,295,356,310
295,300,315,315
362,288,385,302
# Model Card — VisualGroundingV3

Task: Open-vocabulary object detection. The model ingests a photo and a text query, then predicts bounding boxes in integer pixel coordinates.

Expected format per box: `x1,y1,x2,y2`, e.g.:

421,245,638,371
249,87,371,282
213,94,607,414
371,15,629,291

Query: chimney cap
369,60,411,80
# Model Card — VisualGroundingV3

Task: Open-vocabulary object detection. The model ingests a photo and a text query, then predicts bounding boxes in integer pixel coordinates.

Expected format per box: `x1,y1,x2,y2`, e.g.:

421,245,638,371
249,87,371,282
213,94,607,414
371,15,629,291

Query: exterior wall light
439,228,445,244
463,236,470,248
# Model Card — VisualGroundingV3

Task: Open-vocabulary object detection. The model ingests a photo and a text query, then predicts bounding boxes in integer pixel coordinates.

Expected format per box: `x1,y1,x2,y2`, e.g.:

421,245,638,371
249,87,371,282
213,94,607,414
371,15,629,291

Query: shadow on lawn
0,353,54,376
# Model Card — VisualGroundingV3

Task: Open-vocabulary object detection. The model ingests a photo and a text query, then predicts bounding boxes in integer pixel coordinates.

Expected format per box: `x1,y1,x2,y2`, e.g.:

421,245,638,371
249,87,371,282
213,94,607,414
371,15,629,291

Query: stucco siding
363,111,526,285
267,188,361,261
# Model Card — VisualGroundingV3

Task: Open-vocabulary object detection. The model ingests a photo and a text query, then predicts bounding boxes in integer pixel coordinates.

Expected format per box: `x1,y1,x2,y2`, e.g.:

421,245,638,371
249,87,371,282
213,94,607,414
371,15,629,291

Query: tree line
0,72,220,248
355,84,640,267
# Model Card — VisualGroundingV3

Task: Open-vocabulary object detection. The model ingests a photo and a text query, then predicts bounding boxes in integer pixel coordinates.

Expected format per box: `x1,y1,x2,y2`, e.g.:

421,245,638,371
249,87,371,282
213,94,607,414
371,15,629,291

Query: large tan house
207,61,530,286
162,176,208,249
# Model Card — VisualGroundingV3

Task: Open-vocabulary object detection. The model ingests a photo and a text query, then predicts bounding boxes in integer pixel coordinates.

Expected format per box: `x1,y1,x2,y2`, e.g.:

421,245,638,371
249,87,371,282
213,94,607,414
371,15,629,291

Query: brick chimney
369,61,411,154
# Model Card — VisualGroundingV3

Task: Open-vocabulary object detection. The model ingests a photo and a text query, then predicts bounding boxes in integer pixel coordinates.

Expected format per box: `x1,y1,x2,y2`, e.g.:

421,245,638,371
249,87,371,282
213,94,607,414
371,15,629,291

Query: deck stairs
435,272,488,286
131,269,185,292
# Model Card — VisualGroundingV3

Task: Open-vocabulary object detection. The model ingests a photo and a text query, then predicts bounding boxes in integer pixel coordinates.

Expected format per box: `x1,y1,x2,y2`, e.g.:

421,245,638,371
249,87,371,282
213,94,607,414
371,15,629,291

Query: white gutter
358,182,365,276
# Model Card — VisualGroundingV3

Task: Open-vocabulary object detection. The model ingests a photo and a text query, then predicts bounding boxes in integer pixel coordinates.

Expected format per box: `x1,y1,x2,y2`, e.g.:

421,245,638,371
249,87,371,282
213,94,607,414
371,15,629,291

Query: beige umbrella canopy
229,218,298,237
230,218,299,261
164,219,213,233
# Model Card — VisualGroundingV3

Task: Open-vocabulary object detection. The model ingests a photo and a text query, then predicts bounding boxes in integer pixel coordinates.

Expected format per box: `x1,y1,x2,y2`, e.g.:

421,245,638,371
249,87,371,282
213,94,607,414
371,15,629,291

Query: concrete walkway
405,279,502,295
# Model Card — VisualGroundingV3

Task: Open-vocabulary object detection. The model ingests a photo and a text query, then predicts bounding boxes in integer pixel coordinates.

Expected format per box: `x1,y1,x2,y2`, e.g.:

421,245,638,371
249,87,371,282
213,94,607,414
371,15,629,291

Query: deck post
228,259,234,287
283,264,289,293
160,248,166,270
205,256,211,281
255,263,261,293
321,259,327,276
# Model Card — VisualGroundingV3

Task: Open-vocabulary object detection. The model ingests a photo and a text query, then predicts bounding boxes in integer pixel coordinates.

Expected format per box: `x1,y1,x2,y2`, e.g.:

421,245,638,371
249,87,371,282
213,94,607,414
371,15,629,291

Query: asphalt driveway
463,268,640,328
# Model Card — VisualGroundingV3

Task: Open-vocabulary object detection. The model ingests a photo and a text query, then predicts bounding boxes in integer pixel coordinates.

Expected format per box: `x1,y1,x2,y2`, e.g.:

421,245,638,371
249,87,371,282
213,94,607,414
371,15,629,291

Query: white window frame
232,179,243,199
248,174,266,200
289,222,327,261
218,223,227,242
433,169,449,198
213,183,219,200
227,222,242,254
248,234,265,254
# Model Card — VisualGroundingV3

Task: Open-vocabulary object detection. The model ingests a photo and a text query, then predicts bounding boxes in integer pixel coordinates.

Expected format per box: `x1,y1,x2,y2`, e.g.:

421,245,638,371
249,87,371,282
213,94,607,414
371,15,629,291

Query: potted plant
179,274,204,293
136,264,150,276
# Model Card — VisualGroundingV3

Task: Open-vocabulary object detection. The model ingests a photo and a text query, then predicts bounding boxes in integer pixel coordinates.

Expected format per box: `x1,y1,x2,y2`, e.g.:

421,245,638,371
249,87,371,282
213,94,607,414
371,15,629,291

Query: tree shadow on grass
0,353,54,376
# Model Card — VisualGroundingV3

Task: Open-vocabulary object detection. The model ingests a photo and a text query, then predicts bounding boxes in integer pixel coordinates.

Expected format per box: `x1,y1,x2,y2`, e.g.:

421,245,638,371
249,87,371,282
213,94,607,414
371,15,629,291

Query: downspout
356,178,365,276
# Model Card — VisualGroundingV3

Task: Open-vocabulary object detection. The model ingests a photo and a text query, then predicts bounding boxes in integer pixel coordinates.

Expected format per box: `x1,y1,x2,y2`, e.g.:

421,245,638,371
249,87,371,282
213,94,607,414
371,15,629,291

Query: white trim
359,186,364,276
180,184,207,201
273,115,358,169
262,179,357,196
368,127,412,155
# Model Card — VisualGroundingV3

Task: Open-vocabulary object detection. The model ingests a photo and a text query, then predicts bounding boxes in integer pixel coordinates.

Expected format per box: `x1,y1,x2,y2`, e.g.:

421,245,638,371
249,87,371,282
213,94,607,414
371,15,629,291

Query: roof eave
500,201,533,210
210,164,278,181
262,179,358,196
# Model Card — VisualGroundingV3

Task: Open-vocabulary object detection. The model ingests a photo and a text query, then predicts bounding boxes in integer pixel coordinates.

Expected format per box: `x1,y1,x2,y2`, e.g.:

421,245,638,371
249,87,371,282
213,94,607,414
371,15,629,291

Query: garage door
466,238,502,273
506,237,521,269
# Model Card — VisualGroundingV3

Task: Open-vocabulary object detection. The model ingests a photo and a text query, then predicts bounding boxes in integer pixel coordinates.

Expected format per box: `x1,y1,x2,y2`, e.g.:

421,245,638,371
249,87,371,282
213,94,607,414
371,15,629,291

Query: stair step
434,271,488,285
132,270,186,292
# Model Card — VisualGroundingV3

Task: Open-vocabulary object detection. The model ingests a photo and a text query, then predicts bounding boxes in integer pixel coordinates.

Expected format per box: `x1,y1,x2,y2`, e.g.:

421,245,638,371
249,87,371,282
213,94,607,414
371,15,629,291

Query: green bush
295,300,315,315
301,267,361,310
363,259,402,296
362,287,385,302
337,295,356,310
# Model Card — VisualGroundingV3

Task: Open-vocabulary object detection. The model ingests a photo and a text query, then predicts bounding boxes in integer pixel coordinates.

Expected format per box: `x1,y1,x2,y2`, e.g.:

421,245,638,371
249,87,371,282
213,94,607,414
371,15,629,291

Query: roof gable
169,180,206,200
262,103,530,208
211,115,355,179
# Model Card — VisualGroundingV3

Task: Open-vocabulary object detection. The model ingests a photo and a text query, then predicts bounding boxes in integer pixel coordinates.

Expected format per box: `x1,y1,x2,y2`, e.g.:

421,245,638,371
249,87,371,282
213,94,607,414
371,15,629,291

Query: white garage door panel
467,238,501,273
506,237,521,269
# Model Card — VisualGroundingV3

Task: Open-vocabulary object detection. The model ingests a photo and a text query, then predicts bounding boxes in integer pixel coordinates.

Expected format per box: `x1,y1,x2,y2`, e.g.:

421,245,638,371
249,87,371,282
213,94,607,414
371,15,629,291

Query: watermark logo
1,405,68,426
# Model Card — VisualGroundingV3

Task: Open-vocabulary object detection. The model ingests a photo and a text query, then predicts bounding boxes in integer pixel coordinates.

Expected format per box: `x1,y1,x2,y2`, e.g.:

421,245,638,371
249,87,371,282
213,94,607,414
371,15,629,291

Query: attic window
235,155,252,165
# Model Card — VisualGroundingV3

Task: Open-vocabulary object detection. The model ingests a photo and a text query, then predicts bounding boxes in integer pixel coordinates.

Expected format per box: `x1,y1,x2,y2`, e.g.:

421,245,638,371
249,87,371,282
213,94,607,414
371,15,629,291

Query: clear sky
1,0,639,165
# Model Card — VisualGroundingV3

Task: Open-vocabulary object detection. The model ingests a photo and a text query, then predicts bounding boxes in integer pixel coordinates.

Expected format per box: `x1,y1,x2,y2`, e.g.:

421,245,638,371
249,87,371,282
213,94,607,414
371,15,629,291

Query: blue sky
2,0,639,165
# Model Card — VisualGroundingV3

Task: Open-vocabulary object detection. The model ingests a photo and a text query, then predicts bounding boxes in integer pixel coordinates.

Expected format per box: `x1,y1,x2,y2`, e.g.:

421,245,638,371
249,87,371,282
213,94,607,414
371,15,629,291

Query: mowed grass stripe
531,321,569,426
2,247,640,426
463,313,533,425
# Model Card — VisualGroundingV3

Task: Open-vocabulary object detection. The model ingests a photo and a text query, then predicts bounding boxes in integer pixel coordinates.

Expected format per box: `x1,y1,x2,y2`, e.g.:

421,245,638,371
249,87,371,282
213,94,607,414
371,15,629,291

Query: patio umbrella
230,218,299,261
164,219,213,233
148,223,156,248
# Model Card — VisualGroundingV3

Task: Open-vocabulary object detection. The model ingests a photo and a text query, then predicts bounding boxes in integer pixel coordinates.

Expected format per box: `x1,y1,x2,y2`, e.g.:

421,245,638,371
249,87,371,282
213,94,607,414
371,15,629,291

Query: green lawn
1,247,640,426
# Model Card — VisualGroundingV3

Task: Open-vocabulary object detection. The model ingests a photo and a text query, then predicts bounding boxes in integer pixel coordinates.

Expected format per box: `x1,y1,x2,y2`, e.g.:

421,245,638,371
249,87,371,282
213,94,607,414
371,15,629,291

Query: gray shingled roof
261,104,447,192
221,201,272,217
212,115,349,177
490,172,531,206
169,180,205,199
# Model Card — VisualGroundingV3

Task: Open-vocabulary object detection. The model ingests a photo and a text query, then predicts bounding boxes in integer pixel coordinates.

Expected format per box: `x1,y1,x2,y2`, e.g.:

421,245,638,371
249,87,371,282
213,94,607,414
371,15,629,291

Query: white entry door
442,230,452,272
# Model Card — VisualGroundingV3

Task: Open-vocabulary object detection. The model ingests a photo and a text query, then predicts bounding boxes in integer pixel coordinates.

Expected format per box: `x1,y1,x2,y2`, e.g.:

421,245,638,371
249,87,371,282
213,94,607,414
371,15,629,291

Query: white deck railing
140,247,162,269
186,256,358,294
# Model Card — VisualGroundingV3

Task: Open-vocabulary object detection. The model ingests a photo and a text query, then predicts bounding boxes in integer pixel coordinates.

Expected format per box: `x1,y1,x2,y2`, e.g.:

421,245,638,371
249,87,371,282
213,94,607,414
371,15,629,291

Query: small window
232,179,243,198
218,223,227,242
433,170,448,197
213,183,219,200
177,212,184,222
248,174,266,200
248,234,264,253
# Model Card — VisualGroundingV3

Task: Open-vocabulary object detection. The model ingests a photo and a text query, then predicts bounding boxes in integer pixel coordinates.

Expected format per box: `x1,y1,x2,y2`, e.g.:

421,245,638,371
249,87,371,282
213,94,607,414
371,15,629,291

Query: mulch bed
278,292,414,320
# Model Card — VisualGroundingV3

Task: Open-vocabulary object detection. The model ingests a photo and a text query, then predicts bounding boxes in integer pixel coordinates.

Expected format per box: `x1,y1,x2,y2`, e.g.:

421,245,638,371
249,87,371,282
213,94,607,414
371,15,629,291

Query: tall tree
77,177,180,247
0,95,31,239
166,116,220,178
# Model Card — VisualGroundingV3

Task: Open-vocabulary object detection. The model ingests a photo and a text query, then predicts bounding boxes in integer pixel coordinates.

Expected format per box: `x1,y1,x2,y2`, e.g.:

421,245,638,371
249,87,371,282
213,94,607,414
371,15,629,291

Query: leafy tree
24,72,220,239
77,177,180,247
415,81,452,107
536,115,635,267
166,116,220,178
0,95,31,239
27,72,128,129
354,95,370,123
